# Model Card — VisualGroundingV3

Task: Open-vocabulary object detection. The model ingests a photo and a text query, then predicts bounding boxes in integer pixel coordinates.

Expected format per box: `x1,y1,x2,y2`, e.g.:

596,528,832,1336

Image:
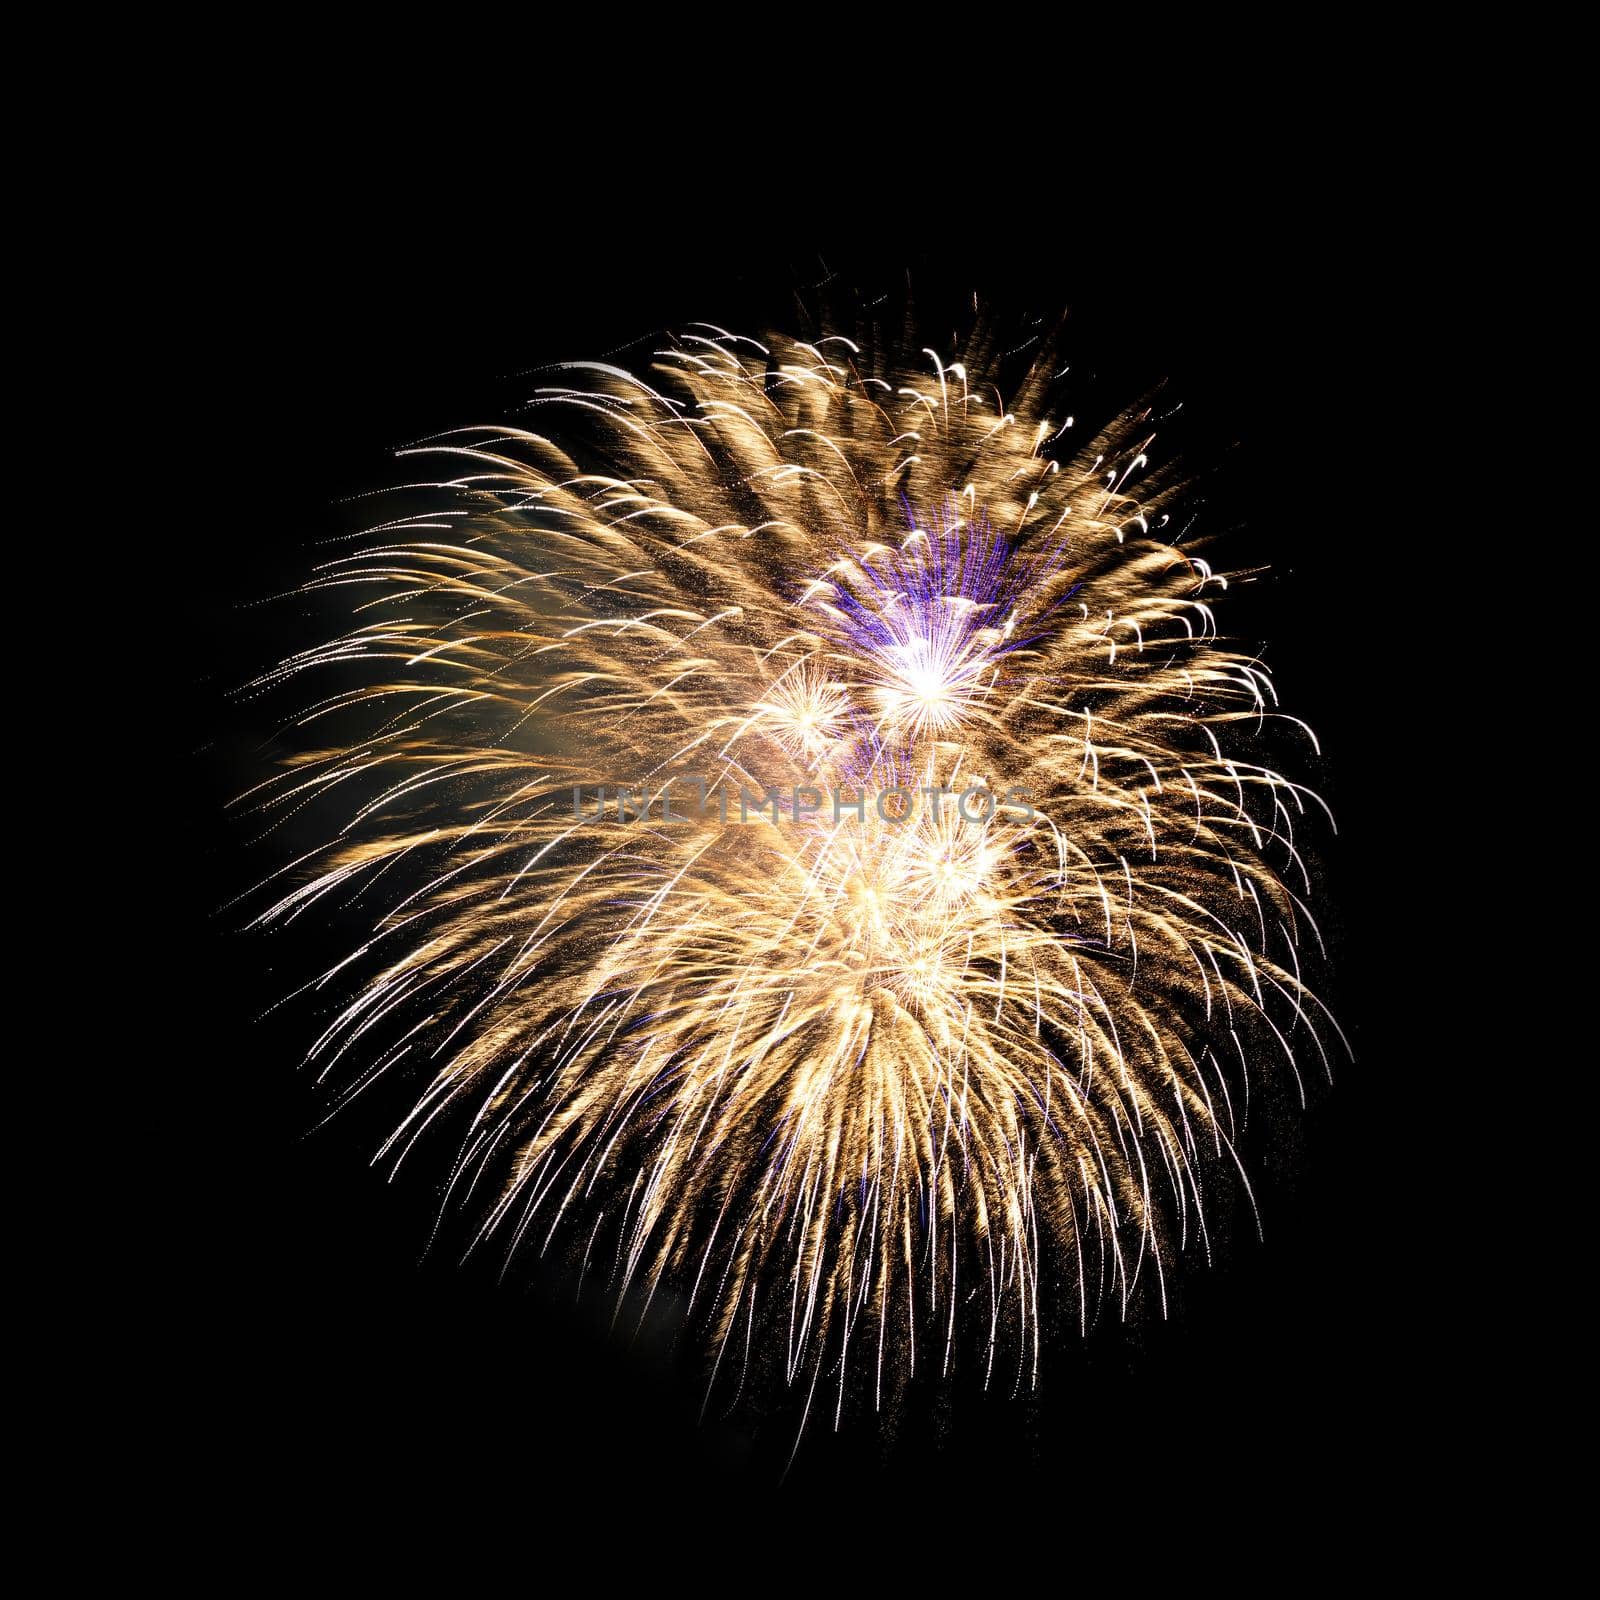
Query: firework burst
240,316,1345,1430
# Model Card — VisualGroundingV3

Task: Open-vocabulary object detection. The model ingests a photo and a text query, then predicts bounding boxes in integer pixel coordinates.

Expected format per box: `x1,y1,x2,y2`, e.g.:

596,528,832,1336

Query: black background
189,193,1443,1525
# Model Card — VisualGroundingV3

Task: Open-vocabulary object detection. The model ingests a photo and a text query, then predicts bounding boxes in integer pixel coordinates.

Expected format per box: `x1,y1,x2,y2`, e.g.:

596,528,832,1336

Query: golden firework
243,320,1344,1428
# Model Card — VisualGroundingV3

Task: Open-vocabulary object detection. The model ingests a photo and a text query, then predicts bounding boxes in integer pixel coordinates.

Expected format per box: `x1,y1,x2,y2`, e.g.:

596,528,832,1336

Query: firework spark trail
241,318,1346,1425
